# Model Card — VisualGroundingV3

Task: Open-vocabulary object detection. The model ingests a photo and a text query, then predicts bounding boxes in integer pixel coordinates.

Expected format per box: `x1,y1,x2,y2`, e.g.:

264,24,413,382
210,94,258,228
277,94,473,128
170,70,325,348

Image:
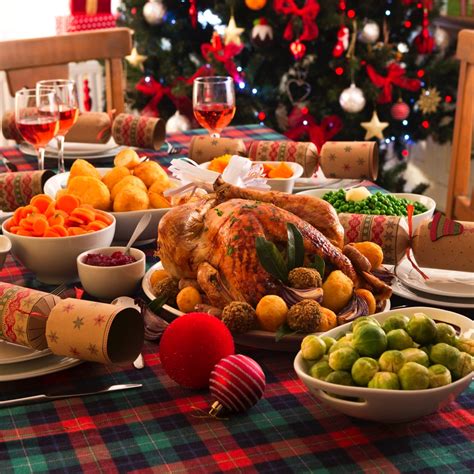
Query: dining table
0,125,473,473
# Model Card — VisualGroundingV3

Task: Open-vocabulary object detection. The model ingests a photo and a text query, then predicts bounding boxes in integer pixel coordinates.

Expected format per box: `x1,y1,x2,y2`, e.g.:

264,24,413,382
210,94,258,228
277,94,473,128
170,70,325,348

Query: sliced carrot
32,218,49,237
66,216,85,226
12,207,23,226
9,225,21,234
17,229,33,236
68,227,87,236
56,194,81,215
44,229,61,238
93,210,113,225
30,194,54,214
20,205,39,219
86,220,107,231
50,224,68,237
71,207,96,224
18,218,34,232
44,202,57,218
48,212,66,227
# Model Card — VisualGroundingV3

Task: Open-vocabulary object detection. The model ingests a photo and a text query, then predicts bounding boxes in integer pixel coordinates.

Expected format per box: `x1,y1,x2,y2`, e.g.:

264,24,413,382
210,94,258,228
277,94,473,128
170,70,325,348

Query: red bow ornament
135,77,171,117
201,32,244,82
274,0,320,42
366,63,421,104
285,107,343,152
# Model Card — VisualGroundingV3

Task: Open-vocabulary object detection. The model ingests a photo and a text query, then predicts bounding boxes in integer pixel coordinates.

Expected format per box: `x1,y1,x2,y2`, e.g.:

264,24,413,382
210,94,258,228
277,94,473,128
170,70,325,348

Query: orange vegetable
48,211,66,227
50,225,68,237
30,194,54,214
32,218,49,237
44,202,56,218
267,162,293,179
44,229,61,238
20,205,39,220
66,216,85,226
93,210,113,225
12,207,23,226
17,229,33,236
56,194,81,215
68,227,87,236
86,220,107,231
71,207,96,224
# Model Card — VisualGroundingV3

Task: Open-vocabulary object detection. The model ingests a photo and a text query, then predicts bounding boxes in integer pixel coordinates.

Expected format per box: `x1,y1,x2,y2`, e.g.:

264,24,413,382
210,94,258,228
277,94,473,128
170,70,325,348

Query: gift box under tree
56,0,116,34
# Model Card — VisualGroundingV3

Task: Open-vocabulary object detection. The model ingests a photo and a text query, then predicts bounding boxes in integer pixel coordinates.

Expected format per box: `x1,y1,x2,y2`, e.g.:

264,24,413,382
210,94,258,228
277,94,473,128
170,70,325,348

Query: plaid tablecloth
1,125,473,473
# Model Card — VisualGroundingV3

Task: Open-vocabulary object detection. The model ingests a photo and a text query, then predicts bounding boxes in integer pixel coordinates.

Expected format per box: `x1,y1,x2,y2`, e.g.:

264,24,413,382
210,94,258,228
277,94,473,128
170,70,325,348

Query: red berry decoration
391,100,410,120
209,354,266,415
160,313,235,389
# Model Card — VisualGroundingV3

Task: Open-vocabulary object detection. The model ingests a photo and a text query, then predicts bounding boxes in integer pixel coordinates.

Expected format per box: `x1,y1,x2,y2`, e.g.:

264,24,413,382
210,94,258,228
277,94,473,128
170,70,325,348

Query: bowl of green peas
297,187,435,230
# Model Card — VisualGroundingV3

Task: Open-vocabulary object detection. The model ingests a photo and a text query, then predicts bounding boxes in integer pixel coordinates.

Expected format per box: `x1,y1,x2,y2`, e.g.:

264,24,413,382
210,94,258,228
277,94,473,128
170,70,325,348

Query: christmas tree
119,0,458,192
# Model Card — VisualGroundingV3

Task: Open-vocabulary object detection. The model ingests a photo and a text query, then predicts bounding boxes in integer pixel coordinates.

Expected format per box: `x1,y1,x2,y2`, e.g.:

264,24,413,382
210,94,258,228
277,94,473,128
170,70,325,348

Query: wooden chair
446,29,474,220
0,28,132,114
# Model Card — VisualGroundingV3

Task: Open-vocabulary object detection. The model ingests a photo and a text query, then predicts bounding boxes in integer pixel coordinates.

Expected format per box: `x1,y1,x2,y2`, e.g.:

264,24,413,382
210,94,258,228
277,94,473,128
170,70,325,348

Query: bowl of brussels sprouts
294,307,473,423
297,188,435,231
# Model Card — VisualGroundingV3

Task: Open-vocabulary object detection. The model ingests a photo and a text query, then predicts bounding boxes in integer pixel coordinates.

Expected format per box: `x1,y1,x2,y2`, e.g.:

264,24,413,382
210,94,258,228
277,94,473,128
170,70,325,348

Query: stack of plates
391,258,474,309
0,341,81,382
20,139,126,161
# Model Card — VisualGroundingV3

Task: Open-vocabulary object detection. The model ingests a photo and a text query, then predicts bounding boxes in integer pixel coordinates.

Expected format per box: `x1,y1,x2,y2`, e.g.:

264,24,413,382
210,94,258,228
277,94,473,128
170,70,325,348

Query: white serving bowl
43,169,171,244
0,235,12,270
199,161,304,194
297,189,436,231
77,246,146,301
294,307,473,423
2,215,115,284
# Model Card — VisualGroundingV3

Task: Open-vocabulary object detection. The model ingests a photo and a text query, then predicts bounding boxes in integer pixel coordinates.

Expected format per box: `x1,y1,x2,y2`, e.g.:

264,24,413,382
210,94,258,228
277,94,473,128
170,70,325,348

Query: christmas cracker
188,136,247,163
112,113,166,150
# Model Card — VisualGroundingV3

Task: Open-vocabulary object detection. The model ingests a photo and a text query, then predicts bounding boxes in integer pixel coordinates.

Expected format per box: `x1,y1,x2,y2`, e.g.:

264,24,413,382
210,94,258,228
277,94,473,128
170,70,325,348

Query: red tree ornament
83,78,92,111
414,3,434,54
391,100,410,120
189,0,197,28
159,313,235,389
209,354,266,415
332,25,349,58
290,39,306,60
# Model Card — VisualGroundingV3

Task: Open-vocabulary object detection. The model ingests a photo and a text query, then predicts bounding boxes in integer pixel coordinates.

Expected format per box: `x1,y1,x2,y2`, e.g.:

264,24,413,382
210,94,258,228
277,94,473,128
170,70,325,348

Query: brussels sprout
398,362,430,390
451,352,473,380
382,314,409,333
353,324,387,358
435,323,457,346
401,348,430,367
329,347,359,371
321,336,336,353
430,343,461,371
352,316,380,332
428,364,452,388
378,350,405,373
386,329,414,350
419,345,432,356
406,313,437,345
325,370,354,386
329,339,354,354
301,335,326,361
368,372,400,390
351,357,379,386
455,337,474,356
310,360,333,381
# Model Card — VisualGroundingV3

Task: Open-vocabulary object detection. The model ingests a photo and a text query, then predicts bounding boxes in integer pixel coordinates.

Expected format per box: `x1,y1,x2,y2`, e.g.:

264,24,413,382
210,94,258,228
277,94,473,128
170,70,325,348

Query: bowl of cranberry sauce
77,246,145,300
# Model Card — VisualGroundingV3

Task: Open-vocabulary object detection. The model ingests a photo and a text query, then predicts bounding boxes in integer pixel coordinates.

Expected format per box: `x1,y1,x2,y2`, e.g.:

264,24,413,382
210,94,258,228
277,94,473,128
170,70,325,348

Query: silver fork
165,141,181,155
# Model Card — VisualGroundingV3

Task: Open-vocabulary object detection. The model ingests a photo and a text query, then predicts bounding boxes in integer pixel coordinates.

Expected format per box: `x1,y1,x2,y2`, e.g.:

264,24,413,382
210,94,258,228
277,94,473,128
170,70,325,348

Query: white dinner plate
395,258,474,298
0,340,51,365
0,354,82,382
142,262,391,352
0,210,13,226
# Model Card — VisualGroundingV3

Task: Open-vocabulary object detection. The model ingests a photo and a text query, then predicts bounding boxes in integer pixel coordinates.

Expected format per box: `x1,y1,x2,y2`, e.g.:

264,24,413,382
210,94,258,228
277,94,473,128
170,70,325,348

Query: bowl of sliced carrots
2,193,115,284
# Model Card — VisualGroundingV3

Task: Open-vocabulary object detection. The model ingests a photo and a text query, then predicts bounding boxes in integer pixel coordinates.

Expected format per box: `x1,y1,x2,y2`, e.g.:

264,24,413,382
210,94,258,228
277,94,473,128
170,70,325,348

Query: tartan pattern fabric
1,125,473,473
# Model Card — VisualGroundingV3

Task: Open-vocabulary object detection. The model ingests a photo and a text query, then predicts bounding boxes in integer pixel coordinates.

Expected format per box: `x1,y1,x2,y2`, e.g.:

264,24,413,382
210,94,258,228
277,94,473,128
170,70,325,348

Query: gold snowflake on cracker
416,88,441,115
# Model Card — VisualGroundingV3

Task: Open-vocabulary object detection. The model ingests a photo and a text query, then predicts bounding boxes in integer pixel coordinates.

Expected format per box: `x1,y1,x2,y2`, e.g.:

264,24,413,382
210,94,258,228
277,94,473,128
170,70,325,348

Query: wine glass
15,89,59,171
193,76,235,138
36,79,79,173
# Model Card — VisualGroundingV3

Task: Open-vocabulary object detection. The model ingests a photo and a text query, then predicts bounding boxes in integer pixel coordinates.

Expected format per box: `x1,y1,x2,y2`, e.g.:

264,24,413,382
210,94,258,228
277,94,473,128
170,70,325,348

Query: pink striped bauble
209,354,266,414
390,101,410,121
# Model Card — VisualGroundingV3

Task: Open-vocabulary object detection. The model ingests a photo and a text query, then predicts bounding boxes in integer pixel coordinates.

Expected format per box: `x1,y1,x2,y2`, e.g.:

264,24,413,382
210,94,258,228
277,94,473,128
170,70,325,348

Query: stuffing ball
288,267,322,289
287,300,322,332
152,277,180,305
221,301,257,334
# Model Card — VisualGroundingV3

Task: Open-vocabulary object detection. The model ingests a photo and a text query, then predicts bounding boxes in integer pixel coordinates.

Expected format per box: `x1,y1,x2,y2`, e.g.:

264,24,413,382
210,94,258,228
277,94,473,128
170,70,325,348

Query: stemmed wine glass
193,76,235,138
36,79,79,173
15,89,59,171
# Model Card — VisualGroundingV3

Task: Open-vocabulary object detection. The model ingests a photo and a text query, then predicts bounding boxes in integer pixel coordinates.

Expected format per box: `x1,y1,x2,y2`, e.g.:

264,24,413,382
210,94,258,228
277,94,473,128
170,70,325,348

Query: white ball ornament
339,83,366,114
143,0,167,25
359,21,380,44
434,27,450,52
166,110,191,133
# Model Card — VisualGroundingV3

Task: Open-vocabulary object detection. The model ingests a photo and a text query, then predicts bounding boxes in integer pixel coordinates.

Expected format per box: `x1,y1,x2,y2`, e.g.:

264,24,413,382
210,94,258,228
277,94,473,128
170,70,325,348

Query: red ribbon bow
285,107,343,152
201,32,244,82
135,77,172,117
274,0,320,42
366,63,421,104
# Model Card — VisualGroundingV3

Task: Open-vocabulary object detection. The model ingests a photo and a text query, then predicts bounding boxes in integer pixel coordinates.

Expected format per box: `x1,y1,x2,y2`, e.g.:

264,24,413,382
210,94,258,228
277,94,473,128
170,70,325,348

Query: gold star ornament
126,47,148,71
361,110,389,140
224,15,245,46
417,87,441,115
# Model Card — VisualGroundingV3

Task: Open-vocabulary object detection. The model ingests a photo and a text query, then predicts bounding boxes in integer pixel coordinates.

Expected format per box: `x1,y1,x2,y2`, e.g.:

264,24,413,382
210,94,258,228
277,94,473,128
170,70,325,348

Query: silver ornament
143,0,167,25
166,110,191,133
359,21,380,44
339,83,366,113
434,27,450,52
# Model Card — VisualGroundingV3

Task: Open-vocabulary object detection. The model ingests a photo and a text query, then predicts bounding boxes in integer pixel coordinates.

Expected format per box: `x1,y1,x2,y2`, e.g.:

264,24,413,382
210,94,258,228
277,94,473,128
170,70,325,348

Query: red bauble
391,100,410,120
160,313,235,389
290,39,306,60
210,354,266,414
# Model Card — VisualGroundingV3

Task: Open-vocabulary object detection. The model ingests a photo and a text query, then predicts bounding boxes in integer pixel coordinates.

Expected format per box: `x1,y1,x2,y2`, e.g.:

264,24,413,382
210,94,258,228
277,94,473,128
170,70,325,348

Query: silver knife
0,383,142,408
